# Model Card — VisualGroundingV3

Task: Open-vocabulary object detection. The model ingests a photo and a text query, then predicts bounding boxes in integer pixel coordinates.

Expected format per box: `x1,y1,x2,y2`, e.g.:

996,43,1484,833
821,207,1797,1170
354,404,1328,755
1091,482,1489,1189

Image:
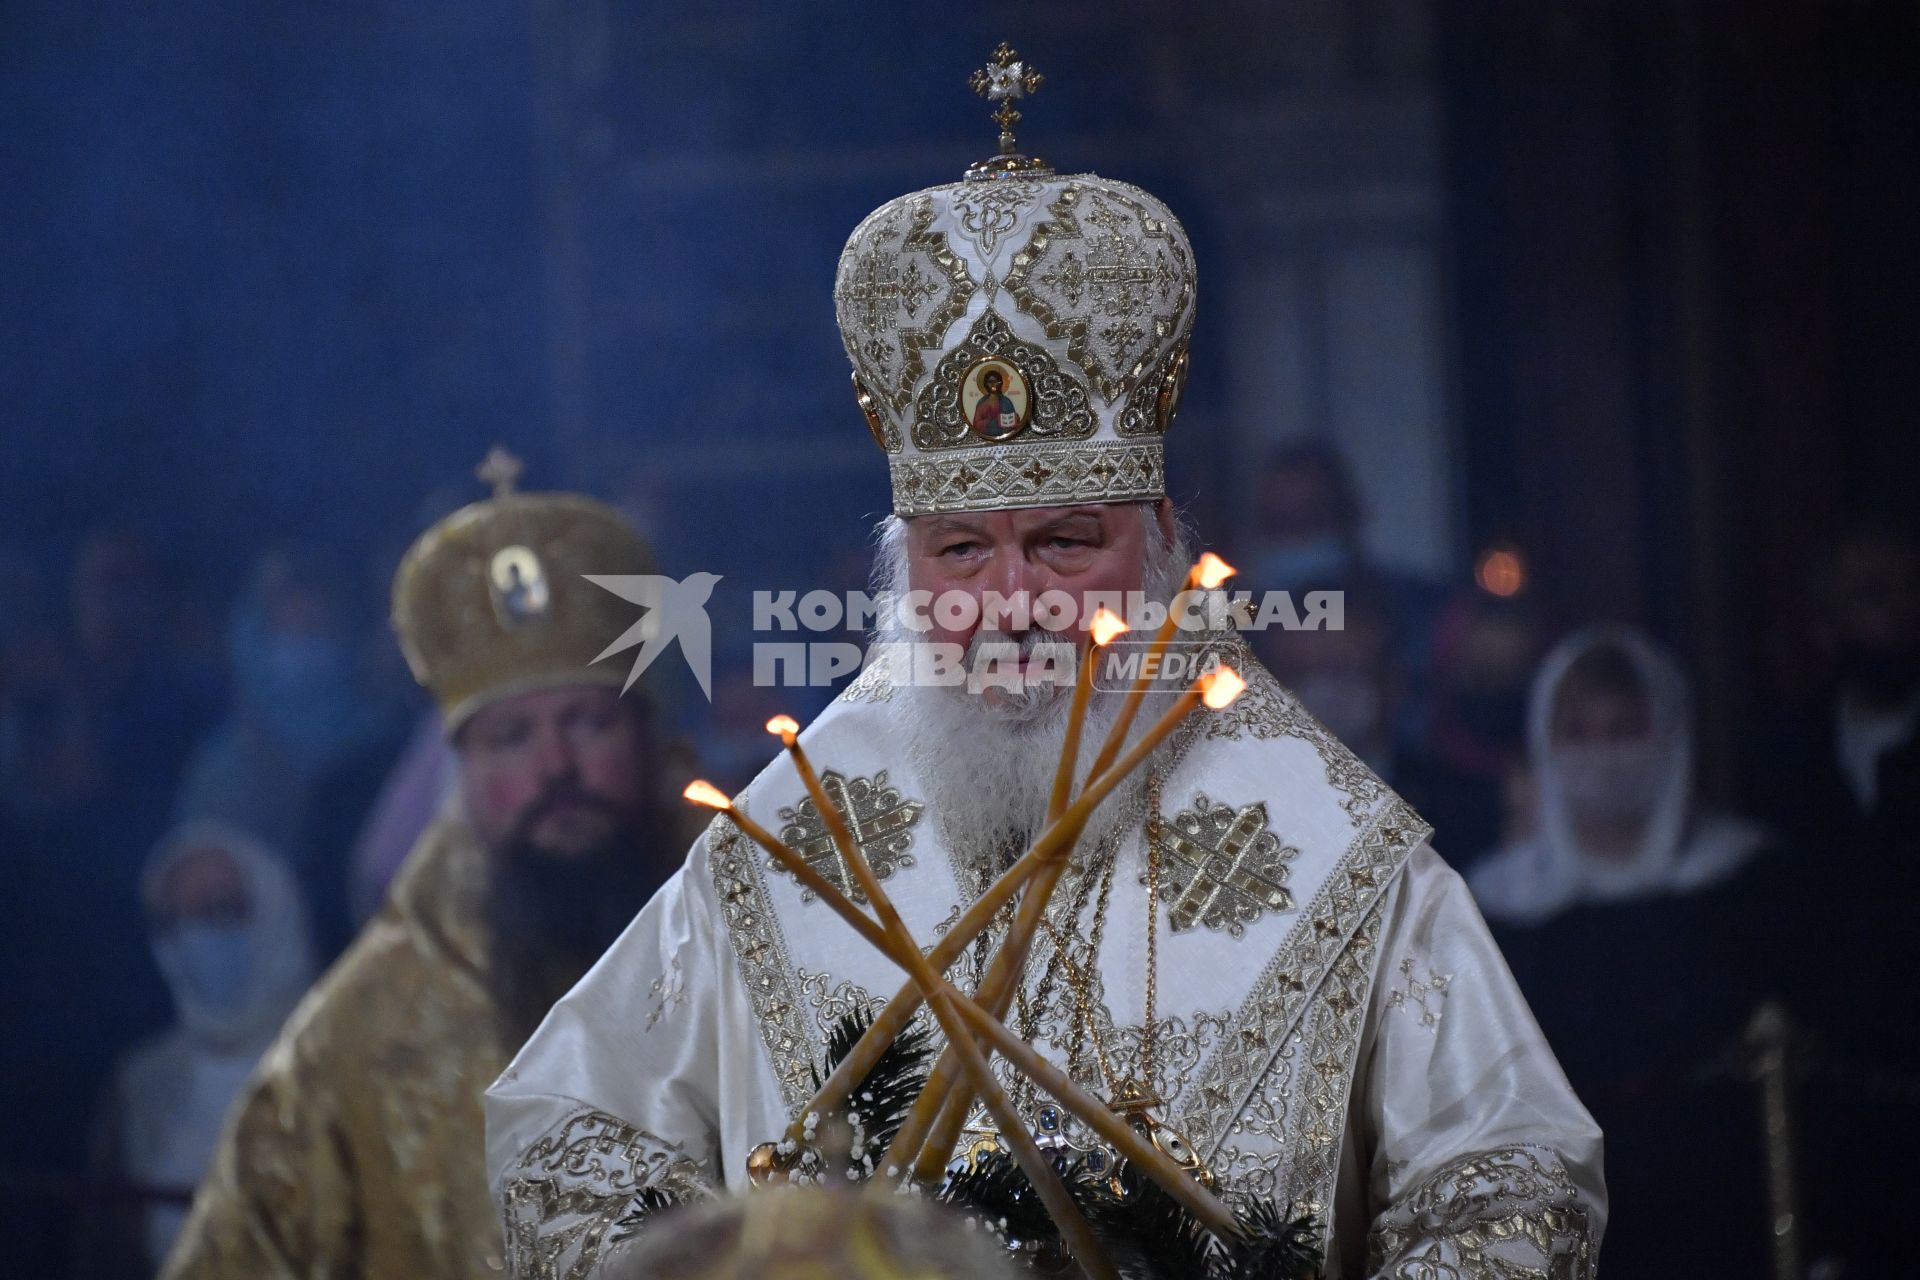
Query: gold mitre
835,42,1196,518
391,447,655,732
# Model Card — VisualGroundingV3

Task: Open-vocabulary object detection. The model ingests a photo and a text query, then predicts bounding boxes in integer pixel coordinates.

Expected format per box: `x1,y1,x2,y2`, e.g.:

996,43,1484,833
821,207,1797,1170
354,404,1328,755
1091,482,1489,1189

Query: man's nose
529,723,581,783
983,554,1052,620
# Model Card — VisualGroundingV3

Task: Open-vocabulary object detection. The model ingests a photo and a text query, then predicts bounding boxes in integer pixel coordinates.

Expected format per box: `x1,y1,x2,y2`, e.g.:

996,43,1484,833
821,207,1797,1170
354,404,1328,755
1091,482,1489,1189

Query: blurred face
1830,540,1919,651
1549,677,1663,837
1257,462,1346,542
72,535,160,659
1550,685,1653,747
457,684,651,857
152,845,250,934
1262,613,1393,748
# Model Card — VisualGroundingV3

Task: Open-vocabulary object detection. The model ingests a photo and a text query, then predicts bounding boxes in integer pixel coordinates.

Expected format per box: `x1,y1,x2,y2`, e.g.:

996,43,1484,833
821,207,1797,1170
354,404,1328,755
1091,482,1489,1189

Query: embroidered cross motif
644,956,687,1031
1155,795,1300,936
839,247,939,334
1384,956,1452,1031
775,769,924,903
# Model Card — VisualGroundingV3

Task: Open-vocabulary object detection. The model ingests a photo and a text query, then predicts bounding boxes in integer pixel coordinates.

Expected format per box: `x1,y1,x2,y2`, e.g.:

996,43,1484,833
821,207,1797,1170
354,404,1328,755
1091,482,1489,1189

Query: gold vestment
163,813,511,1278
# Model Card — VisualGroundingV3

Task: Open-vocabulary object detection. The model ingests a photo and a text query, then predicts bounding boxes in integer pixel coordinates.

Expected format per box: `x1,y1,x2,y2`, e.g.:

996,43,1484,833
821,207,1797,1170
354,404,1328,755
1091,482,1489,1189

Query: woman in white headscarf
1469,626,1780,1277
76,821,318,1277
1471,626,1767,922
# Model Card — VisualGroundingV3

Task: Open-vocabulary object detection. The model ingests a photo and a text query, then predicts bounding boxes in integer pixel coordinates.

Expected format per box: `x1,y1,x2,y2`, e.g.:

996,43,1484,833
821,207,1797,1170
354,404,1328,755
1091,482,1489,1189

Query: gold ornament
833,52,1197,517
967,41,1049,177
390,446,658,731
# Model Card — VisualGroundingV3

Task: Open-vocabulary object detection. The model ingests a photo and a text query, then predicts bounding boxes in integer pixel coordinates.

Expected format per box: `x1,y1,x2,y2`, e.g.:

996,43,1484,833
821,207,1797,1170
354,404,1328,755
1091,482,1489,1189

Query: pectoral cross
968,42,1047,171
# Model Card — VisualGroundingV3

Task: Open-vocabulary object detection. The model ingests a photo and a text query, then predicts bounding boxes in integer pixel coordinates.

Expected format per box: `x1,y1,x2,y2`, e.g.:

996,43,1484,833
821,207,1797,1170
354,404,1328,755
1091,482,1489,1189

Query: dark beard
482,787,672,1047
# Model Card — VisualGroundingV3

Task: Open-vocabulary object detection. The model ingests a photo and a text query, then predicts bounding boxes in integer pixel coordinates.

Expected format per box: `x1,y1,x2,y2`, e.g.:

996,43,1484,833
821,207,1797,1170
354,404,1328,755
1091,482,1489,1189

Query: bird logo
584,571,723,701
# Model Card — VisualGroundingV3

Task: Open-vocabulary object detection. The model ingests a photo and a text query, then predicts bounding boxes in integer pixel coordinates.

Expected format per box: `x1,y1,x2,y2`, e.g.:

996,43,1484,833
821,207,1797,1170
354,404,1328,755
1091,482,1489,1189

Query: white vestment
486,656,1605,1278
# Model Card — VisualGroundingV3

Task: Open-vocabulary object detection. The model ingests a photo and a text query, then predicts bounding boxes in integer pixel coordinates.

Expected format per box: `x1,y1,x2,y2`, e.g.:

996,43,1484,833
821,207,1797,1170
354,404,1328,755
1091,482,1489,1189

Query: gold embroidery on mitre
1154,795,1301,936
1002,180,1196,405
835,195,977,415
1122,341,1190,438
852,374,898,451
889,440,1163,517
835,59,1197,518
948,178,1049,260
773,769,925,904
911,309,1093,450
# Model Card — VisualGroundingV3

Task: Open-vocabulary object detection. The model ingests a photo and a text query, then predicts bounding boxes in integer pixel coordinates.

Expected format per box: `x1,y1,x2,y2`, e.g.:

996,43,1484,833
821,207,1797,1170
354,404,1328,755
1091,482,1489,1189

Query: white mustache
962,629,1078,663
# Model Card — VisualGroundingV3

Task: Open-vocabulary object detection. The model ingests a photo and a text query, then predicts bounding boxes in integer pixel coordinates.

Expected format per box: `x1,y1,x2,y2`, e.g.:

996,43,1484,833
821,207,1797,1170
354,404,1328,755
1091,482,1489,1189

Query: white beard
891,652,1135,866
869,504,1194,869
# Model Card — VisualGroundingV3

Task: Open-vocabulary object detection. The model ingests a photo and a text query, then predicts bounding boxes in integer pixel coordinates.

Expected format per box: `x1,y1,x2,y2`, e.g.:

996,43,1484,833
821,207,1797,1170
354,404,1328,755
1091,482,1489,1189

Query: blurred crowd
3,444,1917,1276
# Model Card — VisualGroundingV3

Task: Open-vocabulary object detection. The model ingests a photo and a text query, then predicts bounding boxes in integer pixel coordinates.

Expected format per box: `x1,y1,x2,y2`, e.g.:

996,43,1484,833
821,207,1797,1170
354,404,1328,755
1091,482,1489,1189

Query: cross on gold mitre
475,445,524,498
969,41,1044,159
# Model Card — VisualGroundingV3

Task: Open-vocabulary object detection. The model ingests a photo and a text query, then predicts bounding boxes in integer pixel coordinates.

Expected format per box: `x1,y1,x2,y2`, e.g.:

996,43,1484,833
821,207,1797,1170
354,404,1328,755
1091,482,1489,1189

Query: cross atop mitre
475,445,524,499
969,41,1046,166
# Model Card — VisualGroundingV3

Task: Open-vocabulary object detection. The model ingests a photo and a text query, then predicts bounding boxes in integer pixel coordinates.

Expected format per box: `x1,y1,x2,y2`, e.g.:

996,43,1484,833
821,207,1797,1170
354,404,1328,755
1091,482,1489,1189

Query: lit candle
1048,608,1129,823
897,663,1247,1177
760,723,1119,1280
1037,663,1244,860
1085,553,1234,782
682,780,893,956
892,609,1129,1174
693,659,1251,1258
817,662,1250,1148
669,795,1239,1241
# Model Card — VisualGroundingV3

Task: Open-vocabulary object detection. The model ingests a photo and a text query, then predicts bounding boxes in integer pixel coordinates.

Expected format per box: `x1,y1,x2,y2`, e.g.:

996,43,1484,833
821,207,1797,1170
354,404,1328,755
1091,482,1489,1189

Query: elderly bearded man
487,73,1605,1280
164,456,694,1279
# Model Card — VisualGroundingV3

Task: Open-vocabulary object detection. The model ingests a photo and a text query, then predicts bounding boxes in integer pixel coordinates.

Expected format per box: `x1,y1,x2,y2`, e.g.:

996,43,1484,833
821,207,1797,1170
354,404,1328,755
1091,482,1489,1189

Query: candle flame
683,779,733,810
764,714,801,739
1192,552,1236,591
1200,666,1247,710
1089,608,1129,647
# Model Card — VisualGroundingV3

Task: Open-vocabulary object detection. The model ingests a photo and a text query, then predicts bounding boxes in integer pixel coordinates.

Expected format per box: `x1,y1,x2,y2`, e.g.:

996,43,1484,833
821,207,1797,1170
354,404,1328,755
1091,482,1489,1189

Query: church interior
4,2,1915,1276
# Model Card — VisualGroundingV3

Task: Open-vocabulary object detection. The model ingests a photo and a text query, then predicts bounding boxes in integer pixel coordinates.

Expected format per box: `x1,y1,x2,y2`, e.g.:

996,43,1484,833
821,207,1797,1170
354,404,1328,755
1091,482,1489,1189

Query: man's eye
1048,536,1091,551
486,724,531,751
941,541,981,557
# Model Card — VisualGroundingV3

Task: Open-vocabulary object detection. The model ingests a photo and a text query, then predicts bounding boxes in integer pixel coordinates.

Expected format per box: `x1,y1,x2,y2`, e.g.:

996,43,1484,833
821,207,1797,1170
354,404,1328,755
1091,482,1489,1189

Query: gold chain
1040,845,1119,1088
1025,764,1168,1104
1143,770,1163,1092
1015,846,1102,1046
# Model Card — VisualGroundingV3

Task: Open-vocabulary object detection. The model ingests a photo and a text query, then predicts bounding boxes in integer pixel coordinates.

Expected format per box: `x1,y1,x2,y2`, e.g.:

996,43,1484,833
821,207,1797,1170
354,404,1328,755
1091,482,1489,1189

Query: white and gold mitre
834,43,1196,518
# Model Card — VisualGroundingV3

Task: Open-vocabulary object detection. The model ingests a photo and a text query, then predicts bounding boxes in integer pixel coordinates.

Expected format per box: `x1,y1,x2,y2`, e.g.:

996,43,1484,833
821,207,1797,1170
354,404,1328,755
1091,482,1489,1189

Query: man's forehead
909,504,1129,537
467,682,621,726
